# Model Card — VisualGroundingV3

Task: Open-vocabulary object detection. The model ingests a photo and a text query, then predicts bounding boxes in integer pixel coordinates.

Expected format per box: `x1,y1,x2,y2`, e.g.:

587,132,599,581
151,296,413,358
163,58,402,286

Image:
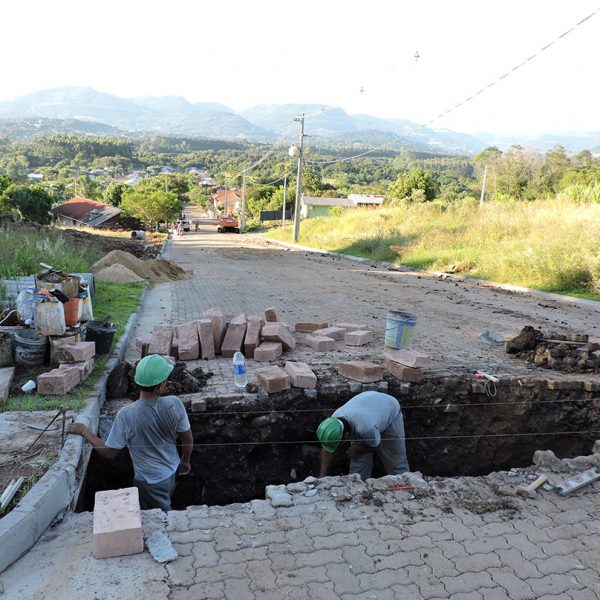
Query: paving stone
452,552,502,573
488,568,536,600
295,321,328,333
285,361,317,388
191,540,219,567
326,563,363,595
57,340,96,362
246,559,277,592
305,334,336,351
203,307,226,354
533,553,586,574
244,318,262,358
335,322,368,332
337,360,384,383
527,573,582,596
175,321,200,360
37,366,80,395
0,367,15,404
344,330,374,346
357,568,411,591
480,589,512,600
384,358,422,382
313,326,346,341
59,357,94,382
221,316,247,358
261,322,296,350
383,347,432,367
166,555,196,586
264,306,282,322
224,577,254,600
441,571,495,595
148,324,173,355
276,566,329,586
171,581,224,600
451,593,483,600
254,341,283,362
406,564,449,598
256,365,290,393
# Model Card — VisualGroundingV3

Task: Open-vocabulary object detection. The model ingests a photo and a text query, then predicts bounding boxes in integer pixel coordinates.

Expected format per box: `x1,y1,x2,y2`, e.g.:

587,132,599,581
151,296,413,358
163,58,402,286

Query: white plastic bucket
384,310,417,349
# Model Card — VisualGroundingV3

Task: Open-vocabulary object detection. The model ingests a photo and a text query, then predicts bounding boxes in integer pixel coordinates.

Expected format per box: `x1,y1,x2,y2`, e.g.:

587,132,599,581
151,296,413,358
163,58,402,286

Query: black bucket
85,320,118,356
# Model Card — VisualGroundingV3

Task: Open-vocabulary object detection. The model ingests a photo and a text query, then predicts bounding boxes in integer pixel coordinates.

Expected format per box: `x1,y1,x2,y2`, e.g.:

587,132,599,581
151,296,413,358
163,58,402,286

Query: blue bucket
384,310,417,349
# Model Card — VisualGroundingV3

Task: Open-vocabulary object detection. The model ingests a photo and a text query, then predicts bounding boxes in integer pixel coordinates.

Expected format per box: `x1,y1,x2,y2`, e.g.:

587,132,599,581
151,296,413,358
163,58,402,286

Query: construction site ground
1,206,600,599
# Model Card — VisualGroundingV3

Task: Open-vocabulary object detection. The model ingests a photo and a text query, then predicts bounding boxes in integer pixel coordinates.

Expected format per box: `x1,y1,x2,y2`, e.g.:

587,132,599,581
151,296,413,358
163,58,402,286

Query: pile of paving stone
506,325,600,373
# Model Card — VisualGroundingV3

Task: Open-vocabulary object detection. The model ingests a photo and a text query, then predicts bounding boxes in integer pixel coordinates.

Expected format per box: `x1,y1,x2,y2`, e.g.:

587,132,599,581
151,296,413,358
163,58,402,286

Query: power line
308,6,600,167
246,170,294,187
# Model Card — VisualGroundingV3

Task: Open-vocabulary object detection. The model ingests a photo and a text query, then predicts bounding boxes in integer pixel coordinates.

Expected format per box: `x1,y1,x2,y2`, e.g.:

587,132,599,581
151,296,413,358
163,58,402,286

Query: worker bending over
317,391,409,480
69,354,193,511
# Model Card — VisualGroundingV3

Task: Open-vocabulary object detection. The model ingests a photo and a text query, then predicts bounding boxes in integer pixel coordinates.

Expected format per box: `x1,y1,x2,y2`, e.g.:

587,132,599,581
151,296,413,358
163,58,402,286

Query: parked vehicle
217,213,240,233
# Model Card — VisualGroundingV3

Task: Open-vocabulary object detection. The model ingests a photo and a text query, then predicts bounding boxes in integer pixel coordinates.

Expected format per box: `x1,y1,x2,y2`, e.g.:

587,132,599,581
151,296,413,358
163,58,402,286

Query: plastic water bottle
233,349,248,388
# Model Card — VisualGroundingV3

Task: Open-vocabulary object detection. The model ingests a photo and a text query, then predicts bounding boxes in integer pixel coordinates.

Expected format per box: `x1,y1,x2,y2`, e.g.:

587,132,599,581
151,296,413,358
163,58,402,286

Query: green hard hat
134,354,174,387
316,417,344,453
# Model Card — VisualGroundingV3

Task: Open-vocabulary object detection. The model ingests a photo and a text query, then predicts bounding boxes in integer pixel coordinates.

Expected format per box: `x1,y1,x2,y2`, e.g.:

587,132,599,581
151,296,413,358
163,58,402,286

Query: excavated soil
91,250,190,283
93,264,145,283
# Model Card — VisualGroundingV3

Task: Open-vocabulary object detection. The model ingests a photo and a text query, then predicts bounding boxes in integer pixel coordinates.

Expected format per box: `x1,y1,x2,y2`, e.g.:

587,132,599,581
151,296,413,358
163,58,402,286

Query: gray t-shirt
332,391,400,448
106,395,191,484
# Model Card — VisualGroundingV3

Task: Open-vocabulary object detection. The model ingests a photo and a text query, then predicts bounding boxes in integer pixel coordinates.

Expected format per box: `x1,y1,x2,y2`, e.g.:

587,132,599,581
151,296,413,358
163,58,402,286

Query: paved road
1,208,599,598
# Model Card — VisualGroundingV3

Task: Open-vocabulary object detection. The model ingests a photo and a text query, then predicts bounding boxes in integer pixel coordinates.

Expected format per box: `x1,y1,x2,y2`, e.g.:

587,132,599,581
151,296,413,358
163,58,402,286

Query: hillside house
52,197,122,228
211,188,242,213
301,194,385,218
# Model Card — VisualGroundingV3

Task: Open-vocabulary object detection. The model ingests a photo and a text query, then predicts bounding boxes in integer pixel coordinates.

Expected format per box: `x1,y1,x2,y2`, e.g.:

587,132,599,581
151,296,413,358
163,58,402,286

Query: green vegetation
2,281,145,412
265,197,600,298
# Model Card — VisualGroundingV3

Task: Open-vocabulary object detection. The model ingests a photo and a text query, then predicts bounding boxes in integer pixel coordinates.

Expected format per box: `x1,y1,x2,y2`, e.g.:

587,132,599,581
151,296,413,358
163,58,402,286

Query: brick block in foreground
295,321,329,333
203,307,226,354
305,334,335,352
254,342,283,362
59,358,94,382
93,487,144,559
285,361,317,389
0,367,15,405
221,318,247,358
264,306,282,322
50,334,80,366
312,326,346,341
197,319,215,360
261,322,296,350
247,314,265,327
38,367,80,395
336,322,367,332
345,330,374,346
256,365,290,394
175,322,200,361
337,361,383,383
383,348,431,368
244,319,263,358
384,358,422,383
57,341,96,363
148,325,173,356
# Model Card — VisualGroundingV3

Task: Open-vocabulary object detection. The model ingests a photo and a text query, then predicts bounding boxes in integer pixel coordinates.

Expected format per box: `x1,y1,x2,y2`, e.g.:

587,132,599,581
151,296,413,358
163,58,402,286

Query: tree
541,146,571,192
103,182,127,207
73,174,102,200
385,167,437,203
120,189,182,228
188,186,211,210
0,184,53,223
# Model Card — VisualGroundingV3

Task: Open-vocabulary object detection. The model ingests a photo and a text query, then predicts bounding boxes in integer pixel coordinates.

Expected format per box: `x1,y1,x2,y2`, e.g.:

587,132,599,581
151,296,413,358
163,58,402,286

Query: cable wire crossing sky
1,0,598,135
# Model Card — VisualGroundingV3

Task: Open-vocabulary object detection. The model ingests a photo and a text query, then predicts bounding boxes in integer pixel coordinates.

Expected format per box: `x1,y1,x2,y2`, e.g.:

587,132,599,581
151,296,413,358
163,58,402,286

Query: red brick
175,321,200,360
284,361,317,389
93,487,144,559
50,334,80,366
312,326,346,341
196,319,215,360
203,307,226,354
344,330,374,346
134,335,151,352
148,325,173,356
221,317,247,358
261,322,296,350
295,321,329,333
264,306,282,322
244,319,263,358
38,367,80,395
254,342,283,362
58,341,96,363
336,322,367,332
337,361,383,383
383,348,431,368
256,365,290,394
305,335,335,351
384,358,422,383
247,314,265,327
59,358,94,382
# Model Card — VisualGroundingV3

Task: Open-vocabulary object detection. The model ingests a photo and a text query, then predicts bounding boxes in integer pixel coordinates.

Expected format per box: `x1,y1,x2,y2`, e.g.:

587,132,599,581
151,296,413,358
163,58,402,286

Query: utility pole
282,174,287,227
479,165,488,206
241,170,247,232
292,113,305,243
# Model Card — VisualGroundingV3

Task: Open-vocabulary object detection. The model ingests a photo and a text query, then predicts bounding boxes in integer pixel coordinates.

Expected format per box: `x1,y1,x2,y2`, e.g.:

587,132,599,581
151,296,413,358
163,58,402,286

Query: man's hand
178,460,191,476
68,423,88,437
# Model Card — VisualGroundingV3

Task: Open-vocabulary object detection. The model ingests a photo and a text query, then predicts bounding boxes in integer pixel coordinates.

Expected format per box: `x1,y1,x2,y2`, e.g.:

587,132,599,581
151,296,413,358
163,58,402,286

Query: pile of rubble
506,325,600,373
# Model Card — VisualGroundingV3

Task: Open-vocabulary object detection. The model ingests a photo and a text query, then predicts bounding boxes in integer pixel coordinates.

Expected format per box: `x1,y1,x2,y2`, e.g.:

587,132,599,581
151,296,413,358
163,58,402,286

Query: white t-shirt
106,395,191,484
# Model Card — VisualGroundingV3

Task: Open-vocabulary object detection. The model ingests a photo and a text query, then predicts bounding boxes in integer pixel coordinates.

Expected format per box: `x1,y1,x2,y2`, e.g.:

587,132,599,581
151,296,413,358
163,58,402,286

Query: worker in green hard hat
316,391,409,480
68,354,193,511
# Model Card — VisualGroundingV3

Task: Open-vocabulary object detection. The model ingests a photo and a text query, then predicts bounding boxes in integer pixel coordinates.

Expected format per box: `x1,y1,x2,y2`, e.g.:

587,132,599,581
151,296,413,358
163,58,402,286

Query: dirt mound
94,264,145,284
91,250,190,283
145,259,190,283
62,229,161,259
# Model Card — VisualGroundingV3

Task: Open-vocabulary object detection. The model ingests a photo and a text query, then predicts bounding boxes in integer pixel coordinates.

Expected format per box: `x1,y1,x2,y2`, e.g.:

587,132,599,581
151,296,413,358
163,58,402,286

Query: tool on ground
516,474,548,498
26,406,68,452
555,468,600,496
475,372,500,383
0,476,24,509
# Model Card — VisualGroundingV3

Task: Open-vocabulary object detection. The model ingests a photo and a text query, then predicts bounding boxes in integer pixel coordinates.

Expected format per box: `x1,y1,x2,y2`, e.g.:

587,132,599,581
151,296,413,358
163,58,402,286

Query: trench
77,376,600,511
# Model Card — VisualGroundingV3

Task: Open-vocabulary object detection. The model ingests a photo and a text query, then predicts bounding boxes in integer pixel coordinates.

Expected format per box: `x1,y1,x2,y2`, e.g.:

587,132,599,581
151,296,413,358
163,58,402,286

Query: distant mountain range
0,87,599,154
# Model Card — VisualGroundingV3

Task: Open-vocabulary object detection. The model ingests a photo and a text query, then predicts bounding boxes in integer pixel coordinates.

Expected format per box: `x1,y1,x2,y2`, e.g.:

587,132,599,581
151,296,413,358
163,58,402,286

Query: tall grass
265,198,600,297
0,224,103,278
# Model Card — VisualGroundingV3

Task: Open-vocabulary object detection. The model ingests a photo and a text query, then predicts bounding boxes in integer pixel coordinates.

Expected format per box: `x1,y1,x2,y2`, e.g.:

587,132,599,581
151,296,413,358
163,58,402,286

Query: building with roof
301,194,386,218
52,197,122,228
347,194,385,206
211,188,242,213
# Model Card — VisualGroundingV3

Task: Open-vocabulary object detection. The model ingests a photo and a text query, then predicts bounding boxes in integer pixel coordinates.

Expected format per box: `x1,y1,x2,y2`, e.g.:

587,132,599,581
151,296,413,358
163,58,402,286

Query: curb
0,282,149,573
261,237,600,313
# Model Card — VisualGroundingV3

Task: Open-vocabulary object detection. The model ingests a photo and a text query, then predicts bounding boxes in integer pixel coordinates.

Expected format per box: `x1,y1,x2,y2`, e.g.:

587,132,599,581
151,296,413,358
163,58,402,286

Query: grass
263,198,600,299
56,225,167,245
1,281,145,412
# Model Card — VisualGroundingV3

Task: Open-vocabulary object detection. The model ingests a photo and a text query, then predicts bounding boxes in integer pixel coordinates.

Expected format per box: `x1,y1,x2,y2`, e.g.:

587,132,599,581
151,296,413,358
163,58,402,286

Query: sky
1,0,599,136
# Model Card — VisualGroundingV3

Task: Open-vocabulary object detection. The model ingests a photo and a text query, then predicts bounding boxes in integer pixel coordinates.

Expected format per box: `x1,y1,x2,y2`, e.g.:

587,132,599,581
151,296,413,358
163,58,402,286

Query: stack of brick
38,341,96,395
298,320,374,352
255,309,297,362
383,348,431,383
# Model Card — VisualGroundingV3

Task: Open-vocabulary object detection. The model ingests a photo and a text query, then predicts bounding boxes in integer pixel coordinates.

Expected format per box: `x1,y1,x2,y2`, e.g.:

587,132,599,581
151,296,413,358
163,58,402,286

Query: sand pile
94,264,145,283
91,250,190,283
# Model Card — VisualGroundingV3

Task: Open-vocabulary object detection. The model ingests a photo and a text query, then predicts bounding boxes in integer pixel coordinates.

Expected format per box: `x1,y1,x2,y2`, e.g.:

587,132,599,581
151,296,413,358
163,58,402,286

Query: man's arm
68,423,120,460
347,442,376,460
319,448,334,478
178,428,193,475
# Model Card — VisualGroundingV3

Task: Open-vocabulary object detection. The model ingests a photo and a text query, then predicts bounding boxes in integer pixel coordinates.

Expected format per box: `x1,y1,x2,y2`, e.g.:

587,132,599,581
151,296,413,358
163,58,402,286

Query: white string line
80,429,600,451
308,6,600,166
